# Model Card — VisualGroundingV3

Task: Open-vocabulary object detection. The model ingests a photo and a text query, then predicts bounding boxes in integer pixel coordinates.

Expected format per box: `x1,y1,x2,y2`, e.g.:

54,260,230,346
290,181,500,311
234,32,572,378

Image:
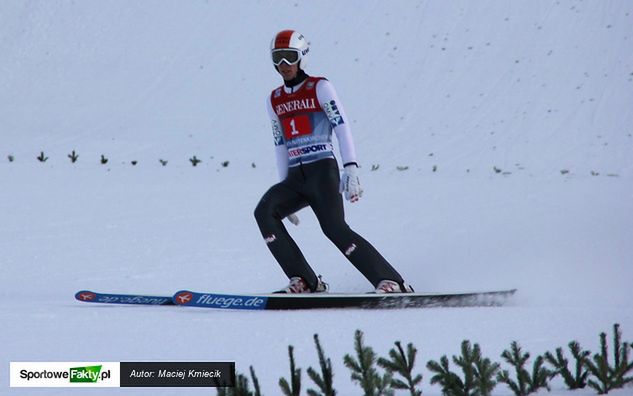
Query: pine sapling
586,323,633,394
377,341,423,396
586,331,612,394
279,345,302,396
428,340,499,396
217,371,256,396
68,150,79,163
452,340,478,395
611,324,633,388
497,341,553,396
473,345,500,396
343,329,394,396
427,355,465,396
544,341,589,389
307,334,336,396
190,156,201,166
250,366,262,396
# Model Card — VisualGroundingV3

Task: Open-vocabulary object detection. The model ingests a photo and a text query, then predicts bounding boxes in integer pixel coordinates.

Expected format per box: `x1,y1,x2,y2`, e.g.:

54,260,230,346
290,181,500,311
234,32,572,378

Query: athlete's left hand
340,163,363,203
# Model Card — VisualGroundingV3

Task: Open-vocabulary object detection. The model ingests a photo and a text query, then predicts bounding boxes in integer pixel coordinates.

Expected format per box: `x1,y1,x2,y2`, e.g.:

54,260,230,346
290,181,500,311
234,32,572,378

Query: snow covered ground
1,1,632,395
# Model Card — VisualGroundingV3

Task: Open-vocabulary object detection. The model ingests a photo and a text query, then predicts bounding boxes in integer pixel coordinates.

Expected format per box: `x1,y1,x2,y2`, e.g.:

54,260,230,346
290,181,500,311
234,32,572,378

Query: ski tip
75,290,97,302
173,290,195,306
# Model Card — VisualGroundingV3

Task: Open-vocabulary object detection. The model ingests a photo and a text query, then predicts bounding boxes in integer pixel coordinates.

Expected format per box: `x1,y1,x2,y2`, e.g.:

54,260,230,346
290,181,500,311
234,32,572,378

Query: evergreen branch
279,345,301,396
545,342,589,389
377,341,422,396
427,355,465,395
307,334,336,396
217,372,254,396
190,155,201,166
250,366,262,396
528,355,553,393
451,340,477,395
570,341,591,387
344,329,393,396
586,332,613,394
68,150,79,163
497,369,522,396
585,324,633,393
498,341,551,396
474,352,500,396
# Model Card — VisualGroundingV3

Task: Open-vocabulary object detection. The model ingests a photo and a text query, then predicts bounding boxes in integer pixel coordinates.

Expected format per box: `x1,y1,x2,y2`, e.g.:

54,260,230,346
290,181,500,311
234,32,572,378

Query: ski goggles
271,49,301,66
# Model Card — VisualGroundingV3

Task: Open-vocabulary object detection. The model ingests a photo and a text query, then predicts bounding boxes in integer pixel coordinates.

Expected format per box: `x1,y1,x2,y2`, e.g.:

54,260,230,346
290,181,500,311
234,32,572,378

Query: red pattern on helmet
274,30,295,49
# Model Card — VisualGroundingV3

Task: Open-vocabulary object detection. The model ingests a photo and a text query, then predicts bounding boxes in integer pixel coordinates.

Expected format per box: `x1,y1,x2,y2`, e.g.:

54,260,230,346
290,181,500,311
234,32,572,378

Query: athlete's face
277,62,299,81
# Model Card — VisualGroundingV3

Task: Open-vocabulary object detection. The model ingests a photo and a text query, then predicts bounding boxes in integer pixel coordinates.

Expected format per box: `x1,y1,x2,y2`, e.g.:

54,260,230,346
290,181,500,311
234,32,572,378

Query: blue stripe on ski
75,290,174,305
173,290,268,310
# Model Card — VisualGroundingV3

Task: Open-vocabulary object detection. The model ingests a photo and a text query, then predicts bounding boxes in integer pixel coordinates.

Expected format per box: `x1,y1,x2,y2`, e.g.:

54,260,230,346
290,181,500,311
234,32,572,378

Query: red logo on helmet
175,292,194,305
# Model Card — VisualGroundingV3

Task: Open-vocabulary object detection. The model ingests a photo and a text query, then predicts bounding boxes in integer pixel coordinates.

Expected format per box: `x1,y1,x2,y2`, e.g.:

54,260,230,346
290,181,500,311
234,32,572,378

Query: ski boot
274,275,329,294
374,280,415,294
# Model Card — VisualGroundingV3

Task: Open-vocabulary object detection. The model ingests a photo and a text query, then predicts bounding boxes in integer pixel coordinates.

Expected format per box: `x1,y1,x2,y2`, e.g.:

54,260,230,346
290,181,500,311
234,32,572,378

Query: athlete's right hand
287,213,300,226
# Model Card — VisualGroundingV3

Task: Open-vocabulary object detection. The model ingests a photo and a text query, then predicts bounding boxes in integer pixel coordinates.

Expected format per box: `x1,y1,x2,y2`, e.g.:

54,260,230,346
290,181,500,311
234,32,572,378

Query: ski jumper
254,76,404,291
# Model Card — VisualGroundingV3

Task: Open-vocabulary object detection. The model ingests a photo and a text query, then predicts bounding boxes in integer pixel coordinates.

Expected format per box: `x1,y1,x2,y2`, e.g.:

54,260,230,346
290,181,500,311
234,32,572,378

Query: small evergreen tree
427,340,499,396
190,155,201,166
473,345,500,396
68,150,79,163
427,355,464,396
585,323,633,394
250,366,262,396
497,341,553,396
217,369,259,396
544,341,589,389
307,334,336,396
344,329,393,396
377,341,423,396
279,345,302,396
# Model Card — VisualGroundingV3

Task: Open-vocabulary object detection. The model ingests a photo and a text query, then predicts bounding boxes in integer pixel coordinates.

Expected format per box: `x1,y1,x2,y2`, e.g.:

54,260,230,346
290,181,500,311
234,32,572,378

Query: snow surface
1,1,632,395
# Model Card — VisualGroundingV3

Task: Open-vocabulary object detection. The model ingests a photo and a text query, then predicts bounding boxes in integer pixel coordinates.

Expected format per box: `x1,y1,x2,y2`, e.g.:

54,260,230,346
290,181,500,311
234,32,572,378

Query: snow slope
1,1,632,395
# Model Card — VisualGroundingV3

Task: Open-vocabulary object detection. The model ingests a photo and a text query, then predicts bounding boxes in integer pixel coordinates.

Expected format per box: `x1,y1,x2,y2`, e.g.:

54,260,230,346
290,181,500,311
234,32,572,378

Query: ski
172,289,517,310
75,290,174,306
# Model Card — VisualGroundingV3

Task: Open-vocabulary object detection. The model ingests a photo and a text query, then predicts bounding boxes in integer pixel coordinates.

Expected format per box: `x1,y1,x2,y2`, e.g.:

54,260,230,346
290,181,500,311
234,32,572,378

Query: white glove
286,213,300,226
339,163,363,202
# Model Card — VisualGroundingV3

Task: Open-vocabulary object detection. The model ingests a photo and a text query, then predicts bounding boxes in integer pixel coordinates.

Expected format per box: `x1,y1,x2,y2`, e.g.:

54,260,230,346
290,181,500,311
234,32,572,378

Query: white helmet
270,30,310,70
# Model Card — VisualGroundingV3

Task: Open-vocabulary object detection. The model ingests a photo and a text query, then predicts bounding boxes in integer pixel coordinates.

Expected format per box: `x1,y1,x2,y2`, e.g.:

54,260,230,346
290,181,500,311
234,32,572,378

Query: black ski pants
254,158,404,291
